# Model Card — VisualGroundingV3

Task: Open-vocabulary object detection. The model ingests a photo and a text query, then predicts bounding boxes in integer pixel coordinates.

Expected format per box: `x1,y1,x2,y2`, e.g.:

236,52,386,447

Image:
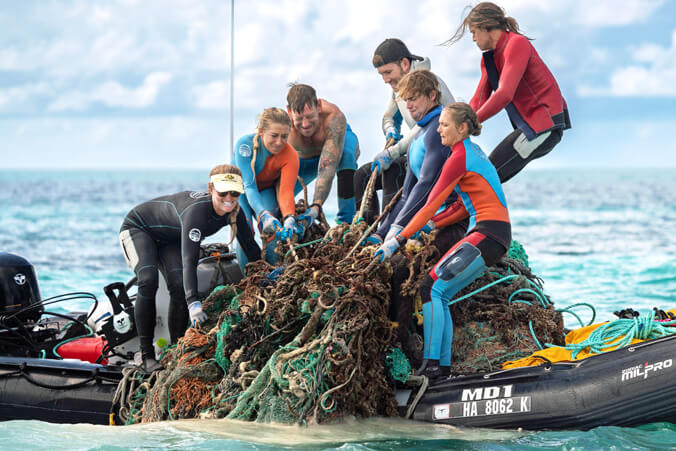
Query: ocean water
1,168,675,449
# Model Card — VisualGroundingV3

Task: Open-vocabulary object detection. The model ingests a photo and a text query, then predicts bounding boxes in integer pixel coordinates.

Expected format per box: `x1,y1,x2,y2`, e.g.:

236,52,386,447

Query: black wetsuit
353,157,407,225
119,190,260,352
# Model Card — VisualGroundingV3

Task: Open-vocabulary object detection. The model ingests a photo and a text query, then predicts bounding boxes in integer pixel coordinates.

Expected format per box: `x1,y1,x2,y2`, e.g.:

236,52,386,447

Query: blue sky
1,0,675,169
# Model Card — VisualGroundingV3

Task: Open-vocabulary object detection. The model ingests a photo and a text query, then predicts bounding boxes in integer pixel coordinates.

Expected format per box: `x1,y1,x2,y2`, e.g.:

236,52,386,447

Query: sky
1,0,676,170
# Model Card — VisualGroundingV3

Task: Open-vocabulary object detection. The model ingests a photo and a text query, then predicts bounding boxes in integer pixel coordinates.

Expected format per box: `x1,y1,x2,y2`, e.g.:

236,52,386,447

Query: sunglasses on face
217,191,241,198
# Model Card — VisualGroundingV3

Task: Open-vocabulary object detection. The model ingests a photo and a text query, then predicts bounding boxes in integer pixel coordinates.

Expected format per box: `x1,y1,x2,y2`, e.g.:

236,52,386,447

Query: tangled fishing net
117,207,563,425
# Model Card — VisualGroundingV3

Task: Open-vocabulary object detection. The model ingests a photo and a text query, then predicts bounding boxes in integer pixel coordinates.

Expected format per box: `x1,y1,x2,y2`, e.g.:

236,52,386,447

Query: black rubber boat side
0,356,123,425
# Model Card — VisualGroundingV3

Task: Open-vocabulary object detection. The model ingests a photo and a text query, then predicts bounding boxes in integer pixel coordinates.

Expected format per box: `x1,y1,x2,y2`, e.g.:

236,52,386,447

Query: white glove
384,224,403,241
188,301,208,327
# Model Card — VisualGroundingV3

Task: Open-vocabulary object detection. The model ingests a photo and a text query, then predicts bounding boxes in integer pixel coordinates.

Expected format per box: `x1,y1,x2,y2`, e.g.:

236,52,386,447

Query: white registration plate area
435,396,531,419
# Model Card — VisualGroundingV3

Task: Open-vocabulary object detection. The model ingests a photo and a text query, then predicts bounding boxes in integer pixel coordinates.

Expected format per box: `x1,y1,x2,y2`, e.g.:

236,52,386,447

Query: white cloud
191,81,229,109
578,29,676,97
572,0,665,26
96,72,173,107
48,72,172,111
0,83,51,111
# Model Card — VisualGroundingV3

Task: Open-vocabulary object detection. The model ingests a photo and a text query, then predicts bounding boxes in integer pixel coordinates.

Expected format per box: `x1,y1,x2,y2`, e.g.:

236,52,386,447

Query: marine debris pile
116,220,564,425
448,241,565,374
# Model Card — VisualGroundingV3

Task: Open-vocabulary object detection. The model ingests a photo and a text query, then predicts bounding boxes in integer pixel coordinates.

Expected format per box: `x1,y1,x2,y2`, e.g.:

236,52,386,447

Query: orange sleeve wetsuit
234,133,300,220
400,138,510,249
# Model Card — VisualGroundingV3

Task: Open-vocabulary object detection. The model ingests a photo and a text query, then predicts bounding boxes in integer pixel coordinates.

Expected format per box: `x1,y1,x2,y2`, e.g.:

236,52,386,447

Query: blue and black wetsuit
376,105,453,238
119,191,260,353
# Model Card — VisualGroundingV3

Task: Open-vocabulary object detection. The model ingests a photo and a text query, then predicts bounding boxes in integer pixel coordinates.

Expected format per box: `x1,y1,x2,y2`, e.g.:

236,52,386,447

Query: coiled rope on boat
551,311,676,359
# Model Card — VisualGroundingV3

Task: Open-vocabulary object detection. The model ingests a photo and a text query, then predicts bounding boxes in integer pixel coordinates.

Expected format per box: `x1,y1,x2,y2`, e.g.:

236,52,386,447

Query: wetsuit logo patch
189,191,209,199
238,143,252,158
188,228,202,242
13,273,26,285
471,143,489,161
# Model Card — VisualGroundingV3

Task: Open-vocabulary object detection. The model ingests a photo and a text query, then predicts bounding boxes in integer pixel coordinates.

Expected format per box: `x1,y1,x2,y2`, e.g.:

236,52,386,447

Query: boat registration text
433,396,531,419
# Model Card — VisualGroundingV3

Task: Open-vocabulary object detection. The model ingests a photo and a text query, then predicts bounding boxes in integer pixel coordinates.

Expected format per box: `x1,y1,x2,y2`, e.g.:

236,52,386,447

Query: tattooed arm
313,111,346,206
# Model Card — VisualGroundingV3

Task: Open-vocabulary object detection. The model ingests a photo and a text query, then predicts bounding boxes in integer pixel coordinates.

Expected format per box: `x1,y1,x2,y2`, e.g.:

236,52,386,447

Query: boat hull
406,334,676,429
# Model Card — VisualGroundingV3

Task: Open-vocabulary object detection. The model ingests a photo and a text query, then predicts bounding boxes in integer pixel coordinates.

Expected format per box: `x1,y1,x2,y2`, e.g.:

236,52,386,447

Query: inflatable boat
1,252,675,429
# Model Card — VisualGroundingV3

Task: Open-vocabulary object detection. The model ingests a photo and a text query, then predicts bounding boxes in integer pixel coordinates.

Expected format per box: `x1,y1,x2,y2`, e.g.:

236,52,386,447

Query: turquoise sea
1,168,675,450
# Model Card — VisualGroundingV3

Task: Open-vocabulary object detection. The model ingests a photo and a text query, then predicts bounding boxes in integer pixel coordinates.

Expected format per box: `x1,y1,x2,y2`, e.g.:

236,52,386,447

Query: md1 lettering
461,384,513,401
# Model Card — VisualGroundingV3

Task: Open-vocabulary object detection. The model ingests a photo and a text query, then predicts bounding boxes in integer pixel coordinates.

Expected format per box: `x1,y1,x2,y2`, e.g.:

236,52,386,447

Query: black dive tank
0,252,43,322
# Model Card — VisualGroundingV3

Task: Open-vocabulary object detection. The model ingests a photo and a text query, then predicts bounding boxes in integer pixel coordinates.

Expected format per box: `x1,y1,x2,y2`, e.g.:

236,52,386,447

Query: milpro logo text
621,359,672,382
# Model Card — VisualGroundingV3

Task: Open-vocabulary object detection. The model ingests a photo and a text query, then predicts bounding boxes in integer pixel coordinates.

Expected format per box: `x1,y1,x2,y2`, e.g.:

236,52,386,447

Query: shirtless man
286,83,360,226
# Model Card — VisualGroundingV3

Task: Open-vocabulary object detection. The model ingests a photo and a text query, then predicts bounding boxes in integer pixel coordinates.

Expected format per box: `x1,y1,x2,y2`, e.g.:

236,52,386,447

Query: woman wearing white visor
118,164,260,372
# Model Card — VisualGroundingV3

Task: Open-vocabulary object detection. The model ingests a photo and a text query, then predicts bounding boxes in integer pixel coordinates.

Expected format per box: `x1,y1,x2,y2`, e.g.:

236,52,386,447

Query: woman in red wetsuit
446,2,571,182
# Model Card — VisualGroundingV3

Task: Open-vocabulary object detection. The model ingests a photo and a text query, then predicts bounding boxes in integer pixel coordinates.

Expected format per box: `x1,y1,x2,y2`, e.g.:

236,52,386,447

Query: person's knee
353,164,371,195
391,256,410,286
337,169,355,199
420,275,434,304
166,278,184,300
136,268,159,298
431,242,487,300
355,163,371,181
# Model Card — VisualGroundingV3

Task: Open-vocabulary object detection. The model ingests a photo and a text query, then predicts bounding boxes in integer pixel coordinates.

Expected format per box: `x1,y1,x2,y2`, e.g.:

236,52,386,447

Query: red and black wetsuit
471,31,571,182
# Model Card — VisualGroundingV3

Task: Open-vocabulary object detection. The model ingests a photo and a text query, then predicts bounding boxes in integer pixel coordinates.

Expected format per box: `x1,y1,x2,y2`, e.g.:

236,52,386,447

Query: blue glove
386,130,403,143
188,301,208,327
361,234,383,246
293,219,306,240
374,237,400,262
298,204,320,227
371,149,393,174
259,210,281,235
411,220,436,240
278,216,297,241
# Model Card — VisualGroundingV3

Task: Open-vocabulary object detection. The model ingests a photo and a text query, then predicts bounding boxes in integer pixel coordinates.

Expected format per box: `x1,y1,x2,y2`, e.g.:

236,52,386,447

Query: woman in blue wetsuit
119,165,260,372
377,103,511,379
234,107,301,265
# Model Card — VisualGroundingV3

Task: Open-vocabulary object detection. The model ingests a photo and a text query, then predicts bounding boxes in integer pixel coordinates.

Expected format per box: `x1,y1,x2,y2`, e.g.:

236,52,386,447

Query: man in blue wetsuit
286,84,360,226
370,69,451,243
354,38,454,224
119,165,260,372
364,69,467,352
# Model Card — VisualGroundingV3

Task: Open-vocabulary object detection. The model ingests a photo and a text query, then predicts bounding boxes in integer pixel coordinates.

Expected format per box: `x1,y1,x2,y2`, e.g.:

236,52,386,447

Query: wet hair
251,107,291,180
444,2,529,46
286,83,318,114
396,69,441,105
208,164,242,245
443,102,482,136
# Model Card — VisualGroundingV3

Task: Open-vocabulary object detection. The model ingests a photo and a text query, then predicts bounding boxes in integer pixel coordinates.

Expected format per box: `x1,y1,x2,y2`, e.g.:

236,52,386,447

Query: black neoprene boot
441,366,451,377
415,359,442,379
